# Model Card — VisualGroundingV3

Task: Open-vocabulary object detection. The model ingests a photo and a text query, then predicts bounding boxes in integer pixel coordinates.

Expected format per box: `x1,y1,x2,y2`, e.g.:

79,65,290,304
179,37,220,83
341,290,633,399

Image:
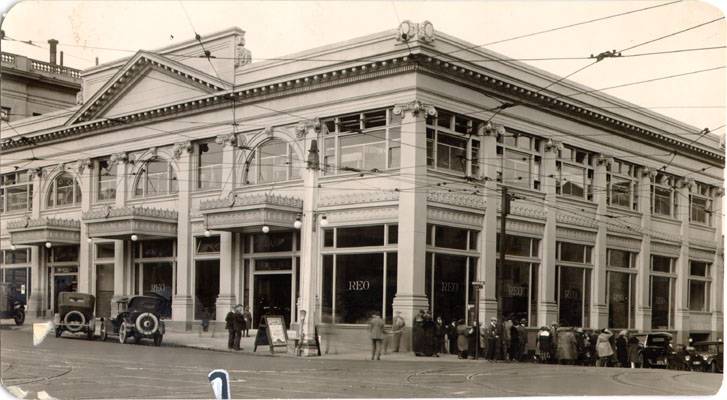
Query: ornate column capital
595,154,613,167
714,187,725,197
171,141,192,159
640,167,658,179
109,152,128,165
677,177,695,190
477,121,505,137
215,133,237,148
295,119,321,138
27,168,42,178
544,138,563,154
392,100,437,118
75,158,93,174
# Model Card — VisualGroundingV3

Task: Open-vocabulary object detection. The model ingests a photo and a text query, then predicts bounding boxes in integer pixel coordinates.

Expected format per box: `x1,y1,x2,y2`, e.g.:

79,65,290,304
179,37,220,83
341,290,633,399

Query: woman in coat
536,326,553,363
596,329,615,367
455,319,469,359
616,330,629,368
556,327,578,365
627,334,641,368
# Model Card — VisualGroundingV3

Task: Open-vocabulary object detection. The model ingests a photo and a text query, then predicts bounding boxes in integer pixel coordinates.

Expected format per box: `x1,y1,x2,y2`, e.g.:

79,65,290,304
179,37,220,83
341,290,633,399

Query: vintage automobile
55,292,97,339
0,282,25,326
669,344,698,371
633,332,674,368
99,295,165,346
691,341,723,373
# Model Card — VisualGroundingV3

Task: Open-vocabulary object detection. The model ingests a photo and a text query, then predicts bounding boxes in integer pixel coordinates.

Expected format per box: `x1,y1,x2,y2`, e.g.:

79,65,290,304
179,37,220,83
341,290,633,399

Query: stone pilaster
479,122,499,322
589,155,610,329
537,139,559,327
28,169,43,317
172,142,194,326
111,153,128,301
214,135,238,321
77,159,93,294
674,179,692,344
710,188,724,340
392,101,433,332
635,168,656,331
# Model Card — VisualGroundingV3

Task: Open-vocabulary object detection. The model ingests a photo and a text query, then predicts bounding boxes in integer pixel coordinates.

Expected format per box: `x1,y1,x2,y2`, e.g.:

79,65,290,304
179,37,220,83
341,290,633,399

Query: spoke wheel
119,322,128,344
14,310,25,326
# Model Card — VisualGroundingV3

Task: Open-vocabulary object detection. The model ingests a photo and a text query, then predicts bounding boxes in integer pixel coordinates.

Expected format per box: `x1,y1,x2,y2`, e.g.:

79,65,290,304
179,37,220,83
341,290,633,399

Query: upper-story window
244,139,300,185
133,158,178,198
96,158,116,202
496,130,542,190
651,172,678,218
198,140,223,190
1,171,33,213
556,145,593,201
321,108,401,175
607,159,639,210
425,109,480,177
690,182,713,226
46,172,81,208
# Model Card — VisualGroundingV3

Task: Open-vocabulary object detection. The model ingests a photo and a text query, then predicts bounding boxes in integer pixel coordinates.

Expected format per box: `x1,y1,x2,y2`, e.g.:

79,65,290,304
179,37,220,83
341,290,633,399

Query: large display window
650,255,676,329
46,245,79,313
194,235,220,320
607,271,635,329
133,239,175,317
555,241,593,327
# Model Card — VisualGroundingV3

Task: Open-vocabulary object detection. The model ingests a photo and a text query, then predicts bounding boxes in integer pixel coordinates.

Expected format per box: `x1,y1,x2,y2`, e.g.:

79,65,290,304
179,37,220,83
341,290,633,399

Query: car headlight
685,355,691,361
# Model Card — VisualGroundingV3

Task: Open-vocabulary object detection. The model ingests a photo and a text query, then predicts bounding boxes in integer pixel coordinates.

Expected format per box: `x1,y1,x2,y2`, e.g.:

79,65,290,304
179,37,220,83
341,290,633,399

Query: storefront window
337,225,385,247
47,172,82,208
3,267,30,302
322,255,334,323
558,242,592,264
334,253,384,324
651,275,674,329
1,171,33,213
96,158,116,202
429,224,479,251
689,261,711,311
3,248,30,264
133,239,175,317
607,271,634,329
431,253,468,326
557,266,591,327
46,245,79,312
197,140,223,190
195,260,219,320
497,261,537,324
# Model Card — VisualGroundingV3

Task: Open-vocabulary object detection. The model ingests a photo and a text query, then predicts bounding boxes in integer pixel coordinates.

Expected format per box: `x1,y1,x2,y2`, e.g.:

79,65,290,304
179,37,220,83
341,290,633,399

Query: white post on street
297,119,322,356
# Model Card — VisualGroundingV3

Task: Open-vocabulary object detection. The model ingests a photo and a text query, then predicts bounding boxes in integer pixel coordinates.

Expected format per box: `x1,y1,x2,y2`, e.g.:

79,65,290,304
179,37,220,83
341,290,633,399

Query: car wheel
14,309,25,326
153,333,163,347
119,322,128,344
99,321,107,342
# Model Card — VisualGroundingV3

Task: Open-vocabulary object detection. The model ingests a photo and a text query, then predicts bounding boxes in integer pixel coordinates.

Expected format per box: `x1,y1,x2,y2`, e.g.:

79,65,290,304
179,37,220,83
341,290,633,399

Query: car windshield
646,336,669,346
695,344,719,353
128,297,161,312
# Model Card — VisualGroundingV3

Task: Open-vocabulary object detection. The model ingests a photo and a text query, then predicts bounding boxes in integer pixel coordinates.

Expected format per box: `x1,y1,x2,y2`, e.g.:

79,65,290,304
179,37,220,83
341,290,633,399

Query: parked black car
54,292,96,340
99,295,165,346
0,283,25,326
633,332,673,368
691,341,723,373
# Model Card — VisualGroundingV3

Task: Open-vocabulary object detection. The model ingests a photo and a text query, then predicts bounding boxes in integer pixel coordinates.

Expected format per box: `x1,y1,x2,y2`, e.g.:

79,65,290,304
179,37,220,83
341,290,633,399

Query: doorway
253,274,291,328
51,272,78,313
95,264,114,318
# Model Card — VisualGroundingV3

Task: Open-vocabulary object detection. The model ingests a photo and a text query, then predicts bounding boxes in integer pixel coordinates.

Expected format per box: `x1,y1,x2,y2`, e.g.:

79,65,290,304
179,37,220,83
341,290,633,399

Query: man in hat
515,318,528,361
484,317,500,361
549,322,560,364
225,305,245,351
389,311,405,353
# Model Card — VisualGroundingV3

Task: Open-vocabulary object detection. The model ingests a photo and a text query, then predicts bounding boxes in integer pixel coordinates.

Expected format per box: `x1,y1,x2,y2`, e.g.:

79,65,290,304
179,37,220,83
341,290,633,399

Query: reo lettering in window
347,280,370,291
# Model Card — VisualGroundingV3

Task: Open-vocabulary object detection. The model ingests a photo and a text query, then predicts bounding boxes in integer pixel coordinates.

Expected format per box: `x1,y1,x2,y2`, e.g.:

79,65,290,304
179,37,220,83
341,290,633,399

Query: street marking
32,321,54,346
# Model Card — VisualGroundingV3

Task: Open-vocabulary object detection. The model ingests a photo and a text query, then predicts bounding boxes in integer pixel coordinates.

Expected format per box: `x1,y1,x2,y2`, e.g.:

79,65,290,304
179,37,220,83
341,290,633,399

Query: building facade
0,24,723,350
1,40,81,123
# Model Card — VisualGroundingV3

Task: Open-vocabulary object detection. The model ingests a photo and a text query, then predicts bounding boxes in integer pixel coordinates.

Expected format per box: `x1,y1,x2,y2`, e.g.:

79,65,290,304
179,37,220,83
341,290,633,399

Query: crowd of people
392,311,643,367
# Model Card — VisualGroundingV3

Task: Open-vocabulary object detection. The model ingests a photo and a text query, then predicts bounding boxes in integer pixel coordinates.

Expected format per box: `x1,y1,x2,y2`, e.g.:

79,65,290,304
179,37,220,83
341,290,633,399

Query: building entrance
95,264,114,318
253,273,291,328
51,269,78,313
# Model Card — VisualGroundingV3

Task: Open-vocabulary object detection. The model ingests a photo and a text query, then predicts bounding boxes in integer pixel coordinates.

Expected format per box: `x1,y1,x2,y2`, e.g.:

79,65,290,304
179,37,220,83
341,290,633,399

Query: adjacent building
0,23,723,351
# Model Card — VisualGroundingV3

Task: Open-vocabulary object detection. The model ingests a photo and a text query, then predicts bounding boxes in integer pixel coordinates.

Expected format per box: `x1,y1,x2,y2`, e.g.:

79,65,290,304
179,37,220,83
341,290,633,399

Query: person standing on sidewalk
242,306,252,338
389,311,405,353
225,305,244,350
369,311,384,360
596,329,614,367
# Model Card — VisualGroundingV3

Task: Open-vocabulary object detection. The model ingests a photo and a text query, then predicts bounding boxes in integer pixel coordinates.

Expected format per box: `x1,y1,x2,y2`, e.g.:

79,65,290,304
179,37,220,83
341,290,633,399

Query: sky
0,0,725,134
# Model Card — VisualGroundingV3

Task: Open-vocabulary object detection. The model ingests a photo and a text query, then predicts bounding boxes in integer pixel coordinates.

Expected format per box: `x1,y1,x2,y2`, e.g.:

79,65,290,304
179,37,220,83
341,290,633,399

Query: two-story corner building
0,23,723,351
1,39,82,123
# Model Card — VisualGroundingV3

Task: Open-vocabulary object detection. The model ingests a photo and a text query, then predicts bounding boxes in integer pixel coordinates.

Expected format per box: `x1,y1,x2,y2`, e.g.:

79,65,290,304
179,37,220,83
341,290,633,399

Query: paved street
0,324,723,398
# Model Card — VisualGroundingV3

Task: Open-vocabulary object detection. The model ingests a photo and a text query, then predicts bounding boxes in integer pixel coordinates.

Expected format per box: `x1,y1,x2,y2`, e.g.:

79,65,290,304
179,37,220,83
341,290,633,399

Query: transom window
133,158,178,198
607,248,637,269
690,182,712,226
426,109,481,176
496,130,542,190
651,172,678,217
96,158,116,202
321,108,401,175
1,170,33,213
244,139,300,184
556,241,593,264
46,172,81,208
607,159,639,210
556,145,594,201
197,141,223,190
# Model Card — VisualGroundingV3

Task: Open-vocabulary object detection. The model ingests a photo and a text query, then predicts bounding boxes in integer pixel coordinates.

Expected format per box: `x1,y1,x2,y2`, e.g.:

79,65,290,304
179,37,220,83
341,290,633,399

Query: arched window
46,172,81,208
133,158,178,198
245,140,301,185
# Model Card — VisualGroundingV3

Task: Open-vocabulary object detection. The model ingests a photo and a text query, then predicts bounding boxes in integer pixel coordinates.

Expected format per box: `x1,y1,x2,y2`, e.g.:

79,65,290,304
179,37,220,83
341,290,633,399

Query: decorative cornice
171,141,192,159
392,100,437,117
427,191,485,211
200,192,303,211
319,191,399,207
2,51,723,167
7,217,81,230
82,206,178,221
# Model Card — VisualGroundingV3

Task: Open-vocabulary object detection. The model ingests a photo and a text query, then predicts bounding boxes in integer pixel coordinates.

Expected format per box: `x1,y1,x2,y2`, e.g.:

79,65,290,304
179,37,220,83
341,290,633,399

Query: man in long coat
556,327,578,365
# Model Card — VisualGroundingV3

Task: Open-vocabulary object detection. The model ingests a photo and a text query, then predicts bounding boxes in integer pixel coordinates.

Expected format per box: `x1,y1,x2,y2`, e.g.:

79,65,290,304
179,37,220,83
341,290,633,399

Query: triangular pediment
67,51,231,125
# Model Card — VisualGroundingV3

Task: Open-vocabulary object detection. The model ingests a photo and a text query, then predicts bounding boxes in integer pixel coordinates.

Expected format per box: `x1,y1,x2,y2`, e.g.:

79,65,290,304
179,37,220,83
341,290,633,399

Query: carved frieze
556,227,597,244
427,191,485,211
7,217,81,245
319,191,399,207
607,234,642,251
651,241,681,257
200,192,302,211
327,206,399,225
82,206,178,221
427,206,482,228
690,246,716,261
